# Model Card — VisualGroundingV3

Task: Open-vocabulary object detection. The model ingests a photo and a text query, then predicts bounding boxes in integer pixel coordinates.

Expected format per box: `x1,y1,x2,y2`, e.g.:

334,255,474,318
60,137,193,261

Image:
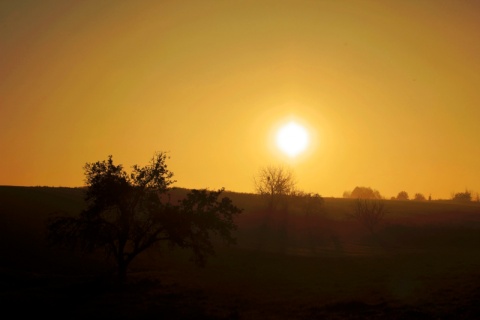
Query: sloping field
1,186,480,319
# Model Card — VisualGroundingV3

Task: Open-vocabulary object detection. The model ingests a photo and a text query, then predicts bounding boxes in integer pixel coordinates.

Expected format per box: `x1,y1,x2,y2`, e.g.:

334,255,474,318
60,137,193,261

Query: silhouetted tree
348,186,382,199
414,193,426,201
396,191,409,200
349,199,387,235
452,189,472,202
47,152,242,283
254,165,296,210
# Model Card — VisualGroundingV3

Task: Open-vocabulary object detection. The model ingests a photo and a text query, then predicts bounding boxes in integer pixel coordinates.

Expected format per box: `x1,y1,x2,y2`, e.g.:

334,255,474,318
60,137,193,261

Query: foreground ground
1,186,480,319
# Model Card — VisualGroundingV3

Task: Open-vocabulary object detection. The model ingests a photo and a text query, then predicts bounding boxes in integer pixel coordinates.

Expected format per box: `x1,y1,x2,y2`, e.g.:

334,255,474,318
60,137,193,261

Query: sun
276,121,309,157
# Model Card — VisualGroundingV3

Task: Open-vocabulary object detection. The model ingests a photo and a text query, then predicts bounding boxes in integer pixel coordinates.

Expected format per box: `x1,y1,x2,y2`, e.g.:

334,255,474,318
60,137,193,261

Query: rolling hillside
2,186,480,319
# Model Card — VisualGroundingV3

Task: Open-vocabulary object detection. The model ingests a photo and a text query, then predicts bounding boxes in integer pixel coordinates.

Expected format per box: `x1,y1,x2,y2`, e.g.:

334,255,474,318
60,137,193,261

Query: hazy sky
2,0,480,199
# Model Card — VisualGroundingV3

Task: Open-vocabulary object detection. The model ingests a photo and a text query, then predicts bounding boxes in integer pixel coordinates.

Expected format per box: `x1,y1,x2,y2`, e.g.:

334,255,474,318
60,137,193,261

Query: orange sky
1,0,480,199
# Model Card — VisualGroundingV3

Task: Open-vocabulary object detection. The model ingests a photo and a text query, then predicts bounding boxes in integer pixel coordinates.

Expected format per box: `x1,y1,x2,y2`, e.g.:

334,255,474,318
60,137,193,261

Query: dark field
2,186,480,319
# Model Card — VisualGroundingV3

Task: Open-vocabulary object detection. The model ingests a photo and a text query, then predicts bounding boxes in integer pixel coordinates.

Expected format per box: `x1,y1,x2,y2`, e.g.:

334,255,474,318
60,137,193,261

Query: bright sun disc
276,121,309,157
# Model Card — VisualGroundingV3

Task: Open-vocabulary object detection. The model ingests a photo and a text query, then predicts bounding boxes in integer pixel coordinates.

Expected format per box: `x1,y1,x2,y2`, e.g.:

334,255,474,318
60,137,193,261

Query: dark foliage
47,152,242,282
452,190,472,202
413,193,426,201
396,191,409,201
345,186,382,199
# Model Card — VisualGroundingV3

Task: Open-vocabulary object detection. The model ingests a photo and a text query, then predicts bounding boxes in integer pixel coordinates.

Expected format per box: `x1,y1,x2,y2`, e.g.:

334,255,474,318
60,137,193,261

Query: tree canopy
452,190,472,202
396,191,409,200
345,186,382,199
413,193,426,201
254,165,296,210
47,152,242,282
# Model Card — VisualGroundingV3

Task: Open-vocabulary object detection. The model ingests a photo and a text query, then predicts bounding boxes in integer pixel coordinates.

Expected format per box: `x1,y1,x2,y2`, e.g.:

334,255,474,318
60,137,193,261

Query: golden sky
2,0,480,199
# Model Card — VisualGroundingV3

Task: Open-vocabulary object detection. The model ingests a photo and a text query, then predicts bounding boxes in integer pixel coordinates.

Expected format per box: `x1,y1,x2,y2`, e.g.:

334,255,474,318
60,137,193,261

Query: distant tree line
393,189,479,202
391,191,427,201
343,187,480,203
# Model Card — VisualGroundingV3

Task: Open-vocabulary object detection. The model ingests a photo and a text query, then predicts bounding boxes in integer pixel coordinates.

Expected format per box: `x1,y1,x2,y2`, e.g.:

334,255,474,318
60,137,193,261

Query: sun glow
276,121,309,157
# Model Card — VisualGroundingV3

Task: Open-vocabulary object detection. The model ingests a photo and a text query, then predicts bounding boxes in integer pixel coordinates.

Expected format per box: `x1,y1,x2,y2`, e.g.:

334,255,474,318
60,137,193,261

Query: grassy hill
1,186,480,319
